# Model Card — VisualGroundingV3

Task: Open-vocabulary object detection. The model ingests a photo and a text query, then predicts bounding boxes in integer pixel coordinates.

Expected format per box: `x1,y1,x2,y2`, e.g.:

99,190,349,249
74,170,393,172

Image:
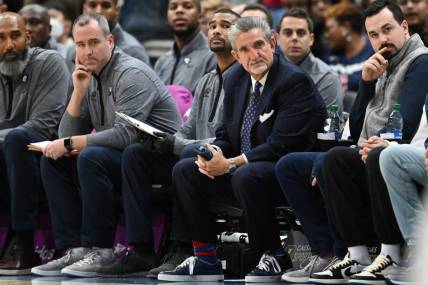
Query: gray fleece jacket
59,49,181,150
173,63,236,155
0,48,70,145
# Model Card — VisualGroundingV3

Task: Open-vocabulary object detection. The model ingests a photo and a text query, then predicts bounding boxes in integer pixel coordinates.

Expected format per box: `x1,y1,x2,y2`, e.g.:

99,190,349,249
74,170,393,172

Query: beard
379,43,398,60
170,20,199,37
0,48,30,77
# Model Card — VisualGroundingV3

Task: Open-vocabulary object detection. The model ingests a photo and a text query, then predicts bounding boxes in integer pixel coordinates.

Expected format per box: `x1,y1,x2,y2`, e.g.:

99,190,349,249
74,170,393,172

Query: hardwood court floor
0,276,324,285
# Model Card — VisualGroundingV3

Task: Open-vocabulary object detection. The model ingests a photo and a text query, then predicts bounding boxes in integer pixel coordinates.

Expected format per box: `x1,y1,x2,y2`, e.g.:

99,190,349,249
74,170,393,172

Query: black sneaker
351,254,399,284
157,256,224,282
245,251,292,282
309,252,367,283
96,251,159,277
146,245,191,278
0,241,40,275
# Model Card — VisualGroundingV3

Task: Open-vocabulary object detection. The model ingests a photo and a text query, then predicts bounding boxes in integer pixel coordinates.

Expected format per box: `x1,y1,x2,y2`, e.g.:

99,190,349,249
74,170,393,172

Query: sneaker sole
308,277,348,284
245,274,282,283
158,273,224,282
61,267,97,277
0,268,32,275
281,275,310,283
31,267,62,276
350,278,387,285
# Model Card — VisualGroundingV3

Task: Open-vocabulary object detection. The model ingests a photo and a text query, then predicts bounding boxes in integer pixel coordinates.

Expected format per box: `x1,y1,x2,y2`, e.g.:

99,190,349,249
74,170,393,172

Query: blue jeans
0,128,45,230
275,152,346,257
40,146,122,250
380,144,426,244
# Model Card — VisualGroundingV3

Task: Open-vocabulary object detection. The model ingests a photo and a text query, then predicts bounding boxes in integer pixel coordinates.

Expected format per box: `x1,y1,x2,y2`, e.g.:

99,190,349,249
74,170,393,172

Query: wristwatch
64,136,73,152
228,158,237,173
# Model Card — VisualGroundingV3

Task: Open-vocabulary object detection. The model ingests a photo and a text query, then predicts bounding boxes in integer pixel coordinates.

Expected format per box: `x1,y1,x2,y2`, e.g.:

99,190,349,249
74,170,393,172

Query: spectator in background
44,1,74,50
155,0,216,95
200,0,231,36
323,2,373,92
277,8,343,115
19,4,66,55
241,3,274,28
398,0,428,45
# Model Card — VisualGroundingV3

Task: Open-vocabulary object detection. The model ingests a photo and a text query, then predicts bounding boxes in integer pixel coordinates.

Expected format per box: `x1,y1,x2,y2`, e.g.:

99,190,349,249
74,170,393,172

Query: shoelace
49,249,73,265
300,255,319,272
363,255,393,273
75,250,100,266
175,256,197,275
330,254,353,271
256,254,281,273
322,256,341,271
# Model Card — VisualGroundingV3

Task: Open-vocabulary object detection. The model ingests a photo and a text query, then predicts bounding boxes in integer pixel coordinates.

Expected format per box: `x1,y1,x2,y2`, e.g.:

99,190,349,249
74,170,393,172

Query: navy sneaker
245,252,292,282
157,256,224,282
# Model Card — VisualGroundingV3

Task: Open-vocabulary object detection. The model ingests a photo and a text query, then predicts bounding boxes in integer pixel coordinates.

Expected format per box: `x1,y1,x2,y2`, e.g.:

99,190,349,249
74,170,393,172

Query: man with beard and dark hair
308,0,428,283
0,12,70,275
90,8,241,278
66,0,151,69
154,0,216,95
398,0,428,46
18,4,66,55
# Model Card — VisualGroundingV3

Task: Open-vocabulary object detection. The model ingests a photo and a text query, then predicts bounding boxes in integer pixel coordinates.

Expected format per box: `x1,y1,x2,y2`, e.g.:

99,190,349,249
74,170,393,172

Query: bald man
19,4,66,55
0,12,70,275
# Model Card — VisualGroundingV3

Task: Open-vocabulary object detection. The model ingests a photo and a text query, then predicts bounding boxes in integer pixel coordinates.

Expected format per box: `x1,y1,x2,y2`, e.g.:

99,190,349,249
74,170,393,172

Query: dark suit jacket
214,53,327,162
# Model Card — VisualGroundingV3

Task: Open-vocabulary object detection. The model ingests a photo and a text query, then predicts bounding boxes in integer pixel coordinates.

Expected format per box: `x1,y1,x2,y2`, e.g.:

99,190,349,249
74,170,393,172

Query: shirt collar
250,70,269,92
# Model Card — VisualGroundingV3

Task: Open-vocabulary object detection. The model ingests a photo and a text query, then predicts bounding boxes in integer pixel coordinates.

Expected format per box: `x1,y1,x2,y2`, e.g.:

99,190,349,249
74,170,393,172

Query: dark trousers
323,147,403,247
121,143,178,244
40,146,122,250
275,152,346,258
0,128,44,230
172,158,285,253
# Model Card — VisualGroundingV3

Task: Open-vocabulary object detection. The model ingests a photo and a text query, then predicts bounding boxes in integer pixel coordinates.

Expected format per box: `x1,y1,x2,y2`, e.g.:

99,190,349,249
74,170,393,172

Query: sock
348,246,371,265
192,241,218,264
380,243,401,263
131,242,154,255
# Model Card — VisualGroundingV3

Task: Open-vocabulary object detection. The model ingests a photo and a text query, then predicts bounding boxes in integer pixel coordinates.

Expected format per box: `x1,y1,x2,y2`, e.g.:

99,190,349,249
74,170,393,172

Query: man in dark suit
157,16,327,283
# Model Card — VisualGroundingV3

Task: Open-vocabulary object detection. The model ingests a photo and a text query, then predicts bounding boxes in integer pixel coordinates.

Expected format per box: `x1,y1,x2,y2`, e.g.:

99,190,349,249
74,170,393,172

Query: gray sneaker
60,248,115,277
281,255,337,283
31,247,89,276
146,248,191,278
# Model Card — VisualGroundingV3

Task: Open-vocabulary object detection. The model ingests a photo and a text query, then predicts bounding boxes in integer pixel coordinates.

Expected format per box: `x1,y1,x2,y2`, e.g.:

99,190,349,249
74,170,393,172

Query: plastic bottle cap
330,104,338,111
392,103,400,110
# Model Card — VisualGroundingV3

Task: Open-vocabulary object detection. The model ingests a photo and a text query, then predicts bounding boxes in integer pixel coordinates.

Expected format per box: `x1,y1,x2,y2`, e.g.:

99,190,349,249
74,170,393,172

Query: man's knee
4,129,32,151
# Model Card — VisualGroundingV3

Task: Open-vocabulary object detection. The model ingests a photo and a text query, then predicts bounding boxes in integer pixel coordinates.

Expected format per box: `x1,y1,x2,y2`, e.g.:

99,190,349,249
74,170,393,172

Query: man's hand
195,144,229,179
72,54,91,95
359,136,389,162
43,139,68,160
362,47,389,82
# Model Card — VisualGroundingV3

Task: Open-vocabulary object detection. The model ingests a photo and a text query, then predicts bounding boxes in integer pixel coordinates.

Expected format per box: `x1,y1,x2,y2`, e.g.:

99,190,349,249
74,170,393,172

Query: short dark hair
214,8,241,19
364,0,404,23
278,8,313,33
241,3,273,29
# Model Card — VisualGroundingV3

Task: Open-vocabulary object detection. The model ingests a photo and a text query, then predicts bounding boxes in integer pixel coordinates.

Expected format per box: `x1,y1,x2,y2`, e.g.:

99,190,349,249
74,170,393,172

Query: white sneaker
281,255,335,283
32,247,89,276
350,254,399,284
60,248,115,277
309,252,367,284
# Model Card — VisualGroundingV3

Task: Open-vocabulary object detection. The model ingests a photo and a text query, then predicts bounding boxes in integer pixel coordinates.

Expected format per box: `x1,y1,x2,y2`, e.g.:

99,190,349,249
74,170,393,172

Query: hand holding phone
194,145,213,161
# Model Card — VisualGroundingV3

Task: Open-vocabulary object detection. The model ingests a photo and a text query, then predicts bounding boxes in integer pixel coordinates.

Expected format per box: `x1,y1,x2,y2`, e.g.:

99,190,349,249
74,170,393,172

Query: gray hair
72,13,110,37
228,16,272,50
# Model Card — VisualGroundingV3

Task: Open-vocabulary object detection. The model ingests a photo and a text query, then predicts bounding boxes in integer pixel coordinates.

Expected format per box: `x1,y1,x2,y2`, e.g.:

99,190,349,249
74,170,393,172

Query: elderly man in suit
157,16,327,283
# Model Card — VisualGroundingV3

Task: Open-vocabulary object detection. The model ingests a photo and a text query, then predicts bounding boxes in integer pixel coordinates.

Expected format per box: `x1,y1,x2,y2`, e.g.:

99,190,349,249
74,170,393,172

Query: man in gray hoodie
0,12,70,275
31,13,181,278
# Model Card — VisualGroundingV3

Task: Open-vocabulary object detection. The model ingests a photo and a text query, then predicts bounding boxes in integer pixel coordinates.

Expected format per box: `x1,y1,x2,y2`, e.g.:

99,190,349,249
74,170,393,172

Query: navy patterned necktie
241,81,262,153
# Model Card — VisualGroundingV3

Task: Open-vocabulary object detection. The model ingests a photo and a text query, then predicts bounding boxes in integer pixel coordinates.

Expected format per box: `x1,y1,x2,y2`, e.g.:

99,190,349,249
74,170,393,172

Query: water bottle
328,104,340,141
381,103,403,140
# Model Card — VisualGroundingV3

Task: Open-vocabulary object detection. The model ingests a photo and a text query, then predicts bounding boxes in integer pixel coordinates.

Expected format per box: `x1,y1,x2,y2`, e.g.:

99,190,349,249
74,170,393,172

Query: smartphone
194,145,213,161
